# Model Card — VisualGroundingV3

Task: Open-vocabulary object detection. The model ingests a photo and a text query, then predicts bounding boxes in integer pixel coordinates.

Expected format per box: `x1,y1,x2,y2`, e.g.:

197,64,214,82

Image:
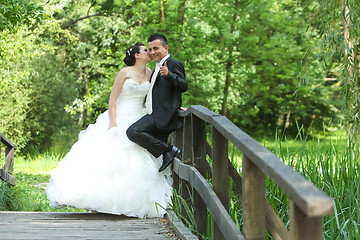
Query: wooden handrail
0,133,17,149
172,105,334,240
0,133,17,186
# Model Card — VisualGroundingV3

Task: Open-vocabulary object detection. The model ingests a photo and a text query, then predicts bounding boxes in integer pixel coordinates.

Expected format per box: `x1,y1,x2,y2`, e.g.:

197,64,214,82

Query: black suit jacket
151,56,187,131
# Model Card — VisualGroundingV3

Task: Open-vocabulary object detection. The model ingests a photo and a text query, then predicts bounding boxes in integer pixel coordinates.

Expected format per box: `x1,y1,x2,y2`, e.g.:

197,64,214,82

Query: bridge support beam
212,127,229,240
243,155,266,240
290,200,323,240
4,147,14,172
171,128,182,195
192,116,207,236
181,115,193,224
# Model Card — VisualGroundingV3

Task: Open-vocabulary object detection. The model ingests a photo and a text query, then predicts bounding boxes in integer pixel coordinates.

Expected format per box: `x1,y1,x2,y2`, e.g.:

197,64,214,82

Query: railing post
181,115,193,222
192,115,207,236
0,134,16,186
242,155,266,240
183,115,193,165
289,200,323,240
212,127,229,240
4,147,15,173
171,129,182,193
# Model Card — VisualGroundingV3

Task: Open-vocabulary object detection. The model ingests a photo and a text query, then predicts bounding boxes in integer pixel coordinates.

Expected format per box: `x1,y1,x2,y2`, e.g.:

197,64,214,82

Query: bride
47,42,173,219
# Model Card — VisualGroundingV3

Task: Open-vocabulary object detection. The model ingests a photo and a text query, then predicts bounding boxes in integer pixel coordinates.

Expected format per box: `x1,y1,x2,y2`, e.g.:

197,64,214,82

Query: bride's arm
108,69,127,130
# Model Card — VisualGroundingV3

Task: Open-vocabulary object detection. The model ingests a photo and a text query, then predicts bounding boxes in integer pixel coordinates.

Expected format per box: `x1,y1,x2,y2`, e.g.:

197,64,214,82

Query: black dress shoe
159,146,180,172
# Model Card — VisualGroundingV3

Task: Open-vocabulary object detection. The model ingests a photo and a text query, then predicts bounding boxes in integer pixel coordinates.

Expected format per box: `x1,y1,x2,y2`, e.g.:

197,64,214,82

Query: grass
14,151,62,175
259,128,359,239
261,127,360,239
0,151,85,213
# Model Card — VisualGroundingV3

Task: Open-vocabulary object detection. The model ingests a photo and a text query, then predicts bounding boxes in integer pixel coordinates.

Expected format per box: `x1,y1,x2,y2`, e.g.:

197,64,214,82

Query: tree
0,13,78,152
232,0,340,135
0,0,44,32
307,0,360,135
174,0,339,136
0,0,345,152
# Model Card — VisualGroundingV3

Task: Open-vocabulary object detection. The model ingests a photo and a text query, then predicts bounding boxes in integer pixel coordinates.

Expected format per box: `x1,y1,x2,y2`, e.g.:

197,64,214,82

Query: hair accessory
127,47,133,56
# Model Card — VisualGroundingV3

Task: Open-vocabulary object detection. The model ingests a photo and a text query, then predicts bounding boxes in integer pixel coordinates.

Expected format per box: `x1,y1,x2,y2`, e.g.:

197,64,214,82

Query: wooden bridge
0,105,334,239
0,211,196,240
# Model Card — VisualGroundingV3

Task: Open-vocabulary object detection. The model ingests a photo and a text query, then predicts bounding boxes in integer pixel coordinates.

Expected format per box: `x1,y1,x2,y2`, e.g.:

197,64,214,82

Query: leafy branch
61,13,104,29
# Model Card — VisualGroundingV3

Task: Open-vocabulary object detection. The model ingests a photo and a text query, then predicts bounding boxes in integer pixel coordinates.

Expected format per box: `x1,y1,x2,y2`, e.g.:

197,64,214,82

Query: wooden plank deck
0,211,179,239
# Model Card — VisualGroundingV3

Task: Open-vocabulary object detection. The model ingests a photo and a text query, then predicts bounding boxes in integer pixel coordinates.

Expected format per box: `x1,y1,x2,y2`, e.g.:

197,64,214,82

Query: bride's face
138,46,151,63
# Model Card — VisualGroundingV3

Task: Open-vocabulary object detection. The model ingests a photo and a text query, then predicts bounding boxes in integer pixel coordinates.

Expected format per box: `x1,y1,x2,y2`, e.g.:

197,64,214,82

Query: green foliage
0,19,79,152
53,0,342,139
0,0,44,32
305,0,360,135
0,183,22,211
0,0,346,152
224,0,340,136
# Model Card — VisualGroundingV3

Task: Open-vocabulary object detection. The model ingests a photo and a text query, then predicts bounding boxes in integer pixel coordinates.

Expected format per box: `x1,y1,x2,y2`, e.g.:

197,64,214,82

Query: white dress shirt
145,54,170,114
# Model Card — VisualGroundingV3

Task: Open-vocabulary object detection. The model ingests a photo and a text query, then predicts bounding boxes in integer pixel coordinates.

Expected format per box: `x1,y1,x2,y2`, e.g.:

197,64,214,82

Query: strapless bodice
115,78,150,114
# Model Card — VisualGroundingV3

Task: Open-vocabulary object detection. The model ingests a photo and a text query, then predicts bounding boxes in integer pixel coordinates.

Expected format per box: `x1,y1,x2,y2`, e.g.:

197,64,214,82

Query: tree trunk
77,62,89,129
78,62,84,127
222,53,233,117
160,0,165,24
221,0,239,117
175,0,186,54
82,66,89,129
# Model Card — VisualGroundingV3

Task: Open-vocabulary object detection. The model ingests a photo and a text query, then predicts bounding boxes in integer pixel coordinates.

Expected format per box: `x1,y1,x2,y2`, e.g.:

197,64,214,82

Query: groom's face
148,39,168,63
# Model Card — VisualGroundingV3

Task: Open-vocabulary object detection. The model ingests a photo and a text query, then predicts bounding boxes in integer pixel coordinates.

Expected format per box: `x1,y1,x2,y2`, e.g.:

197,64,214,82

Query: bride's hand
108,123,117,130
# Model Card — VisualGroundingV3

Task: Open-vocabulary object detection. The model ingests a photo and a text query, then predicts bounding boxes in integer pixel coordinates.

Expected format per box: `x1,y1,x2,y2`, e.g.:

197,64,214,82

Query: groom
126,33,188,172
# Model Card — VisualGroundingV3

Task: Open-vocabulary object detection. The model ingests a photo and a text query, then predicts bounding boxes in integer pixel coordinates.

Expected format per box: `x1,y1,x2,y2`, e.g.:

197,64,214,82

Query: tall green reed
169,184,201,238
266,124,359,239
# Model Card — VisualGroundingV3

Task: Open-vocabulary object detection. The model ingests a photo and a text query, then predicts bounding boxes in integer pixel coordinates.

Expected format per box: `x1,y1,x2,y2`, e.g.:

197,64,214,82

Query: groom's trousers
126,114,171,158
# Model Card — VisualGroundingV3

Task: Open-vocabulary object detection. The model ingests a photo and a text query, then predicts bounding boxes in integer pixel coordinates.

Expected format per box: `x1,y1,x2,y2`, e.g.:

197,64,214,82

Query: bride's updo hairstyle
123,42,145,66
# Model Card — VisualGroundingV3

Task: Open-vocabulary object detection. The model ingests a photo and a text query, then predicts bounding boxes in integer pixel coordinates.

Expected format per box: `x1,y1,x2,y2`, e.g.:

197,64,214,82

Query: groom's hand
160,61,168,77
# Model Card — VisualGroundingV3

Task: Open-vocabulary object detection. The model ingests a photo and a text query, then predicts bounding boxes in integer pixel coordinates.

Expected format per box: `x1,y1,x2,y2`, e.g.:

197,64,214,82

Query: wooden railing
170,105,334,240
0,133,17,185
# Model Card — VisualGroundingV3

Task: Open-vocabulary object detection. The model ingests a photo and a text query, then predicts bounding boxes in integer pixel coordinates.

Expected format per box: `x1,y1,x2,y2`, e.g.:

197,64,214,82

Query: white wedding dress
47,79,173,219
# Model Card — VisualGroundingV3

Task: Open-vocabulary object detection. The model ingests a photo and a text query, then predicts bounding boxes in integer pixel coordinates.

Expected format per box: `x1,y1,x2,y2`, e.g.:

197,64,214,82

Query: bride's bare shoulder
117,66,132,78
119,66,132,74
